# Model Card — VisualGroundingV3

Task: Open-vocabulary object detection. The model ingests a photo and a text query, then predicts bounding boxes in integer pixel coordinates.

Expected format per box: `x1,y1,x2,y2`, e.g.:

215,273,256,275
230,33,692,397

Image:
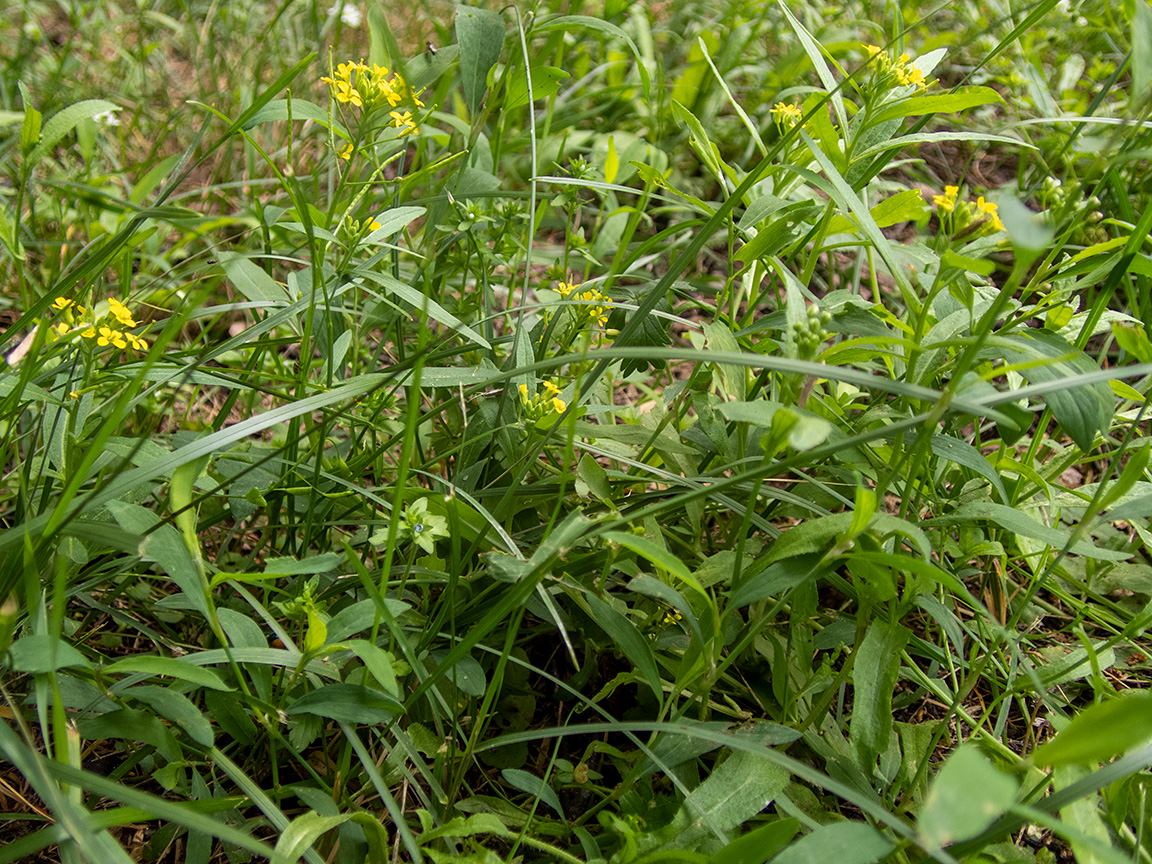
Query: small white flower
329,3,362,27
93,109,120,127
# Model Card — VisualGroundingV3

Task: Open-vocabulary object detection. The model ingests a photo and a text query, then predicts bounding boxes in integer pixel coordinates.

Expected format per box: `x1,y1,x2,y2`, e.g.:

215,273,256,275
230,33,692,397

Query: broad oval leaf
455,5,505,114
286,683,399,723
919,744,1018,848
771,821,893,864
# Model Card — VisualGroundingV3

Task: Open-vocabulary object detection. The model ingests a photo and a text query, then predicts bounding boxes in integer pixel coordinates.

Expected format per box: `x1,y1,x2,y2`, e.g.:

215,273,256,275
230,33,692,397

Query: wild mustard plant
933,184,1006,237
519,378,569,424
861,43,932,90
49,295,148,352
555,280,610,329
322,59,425,160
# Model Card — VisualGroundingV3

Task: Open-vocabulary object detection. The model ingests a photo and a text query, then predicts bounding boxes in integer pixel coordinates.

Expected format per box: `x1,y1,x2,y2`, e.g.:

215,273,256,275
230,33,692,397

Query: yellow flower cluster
555,281,609,328
933,186,1005,235
519,379,568,421
322,59,424,147
892,55,926,88
52,296,148,351
771,102,803,129
862,44,929,90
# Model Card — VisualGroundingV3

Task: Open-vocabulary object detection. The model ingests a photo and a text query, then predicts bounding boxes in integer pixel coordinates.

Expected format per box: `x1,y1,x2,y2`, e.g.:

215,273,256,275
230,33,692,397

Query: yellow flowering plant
321,58,426,161
933,184,1006,238
860,44,932,92
519,378,577,428
51,295,149,353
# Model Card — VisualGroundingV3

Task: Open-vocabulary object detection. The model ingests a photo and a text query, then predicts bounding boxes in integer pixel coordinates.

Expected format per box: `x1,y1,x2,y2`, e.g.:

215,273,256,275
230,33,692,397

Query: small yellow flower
933,186,959,211
555,281,576,297
542,379,562,397
339,142,354,160
367,217,382,231
327,78,363,107
519,383,530,400
771,102,803,128
108,297,136,328
96,326,127,349
81,328,96,340
389,109,419,136
52,297,74,310
551,397,567,413
55,323,70,335
974,196,1005,232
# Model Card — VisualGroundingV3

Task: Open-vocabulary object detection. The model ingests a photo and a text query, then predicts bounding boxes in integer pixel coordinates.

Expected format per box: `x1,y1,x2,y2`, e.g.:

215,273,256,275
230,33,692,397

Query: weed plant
2,0,1152,862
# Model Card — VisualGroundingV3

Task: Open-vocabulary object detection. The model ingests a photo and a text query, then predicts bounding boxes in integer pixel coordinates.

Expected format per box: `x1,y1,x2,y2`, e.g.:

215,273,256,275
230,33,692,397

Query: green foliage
1,0,1151,862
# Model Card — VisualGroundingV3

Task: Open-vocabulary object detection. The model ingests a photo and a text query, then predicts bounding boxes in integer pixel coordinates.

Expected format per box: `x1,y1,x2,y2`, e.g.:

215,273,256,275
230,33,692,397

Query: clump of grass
2,0,1152,862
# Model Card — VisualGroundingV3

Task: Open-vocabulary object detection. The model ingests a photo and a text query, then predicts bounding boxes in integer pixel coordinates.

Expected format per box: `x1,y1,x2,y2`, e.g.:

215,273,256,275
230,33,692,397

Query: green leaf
576,453,611,501
685,749,789,833
104,656,233,691
995,192,1055,259
27,99,118,165
674,101,726,183
19,92,41,157
941,248,997,277
127,685,214,747
871,86,1004,124
642,750,790,852
771,822,893,864
7,634,89,673
1112,322,1152,363
730,555,826,608
585,593,663,702
262,553,343,575
0,199,24,261
604,135,619,184
366,206,426,240
501,768,564,817
219,253,290,304
343,641,402,697
270,811,356,864
603,531,706,598
286,684,399,724
923,433,1009,503
1134,0,1152,103
77,709,181,761
1033,694,1152,766
354,269,492,350
418,813,509,842
108,501,212,620
783,409,832,450
868,188,930,228
922,501,1129,561
778,4,847,131
765,512,932,563
455,5,506,114
640,722,800,781
711,818,799,864
849,620,908,767
504,65,570,110
240,98,335,130
919,744,1019,848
